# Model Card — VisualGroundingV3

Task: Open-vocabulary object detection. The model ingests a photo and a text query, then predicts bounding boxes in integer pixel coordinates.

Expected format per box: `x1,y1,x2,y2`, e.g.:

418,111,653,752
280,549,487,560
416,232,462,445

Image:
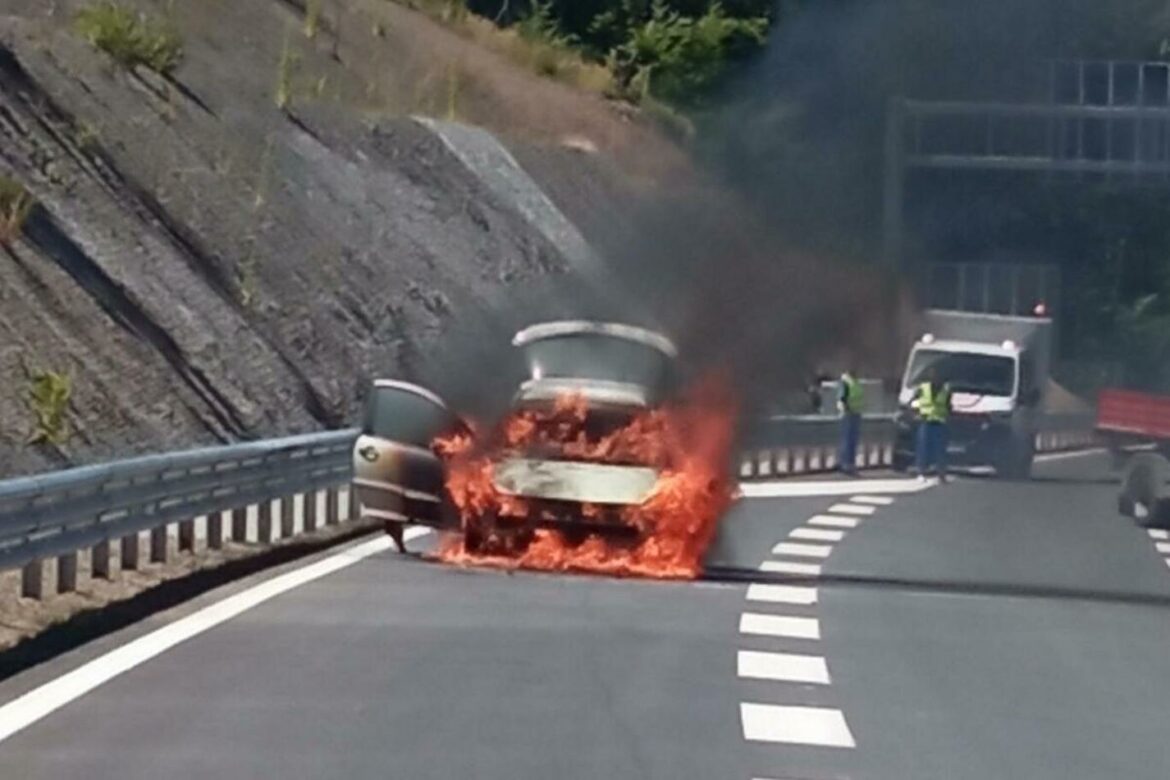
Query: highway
2,451,1170,779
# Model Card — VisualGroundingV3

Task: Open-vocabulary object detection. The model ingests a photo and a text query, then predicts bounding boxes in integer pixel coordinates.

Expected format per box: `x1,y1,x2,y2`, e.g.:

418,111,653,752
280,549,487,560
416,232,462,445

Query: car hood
492,458,659,505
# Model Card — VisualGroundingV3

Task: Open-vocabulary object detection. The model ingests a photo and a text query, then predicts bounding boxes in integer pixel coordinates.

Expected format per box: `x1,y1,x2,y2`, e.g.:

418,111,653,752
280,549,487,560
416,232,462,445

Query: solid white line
737,650,830,684
1156,542,1170,555
739,478,934,498
850,495,894,505
1148,529,1169,540
771,542,834,559
741,702,856,747
739,613,821,640
746,583,818,605
807,514,860,529
1034,447,1106,463
0,528,430,744
827,503,875,516
759,560,822,576
789,527,846,542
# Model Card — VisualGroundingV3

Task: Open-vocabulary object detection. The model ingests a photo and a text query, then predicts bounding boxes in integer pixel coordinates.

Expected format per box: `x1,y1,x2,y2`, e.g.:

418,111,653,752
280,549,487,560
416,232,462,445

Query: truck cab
894,311,1049,478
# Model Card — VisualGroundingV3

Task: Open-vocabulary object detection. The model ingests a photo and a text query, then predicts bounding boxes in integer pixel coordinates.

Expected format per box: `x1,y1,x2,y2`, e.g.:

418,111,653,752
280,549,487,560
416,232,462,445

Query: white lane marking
827,503,875,516
1148,529,1169,540
1164,559,1170,571
739,612,821,640
850,495,894,505
739,478,934,498
790,527,846,542
759,560,822,576
746,583,818,605
771,542,833,559
1034,447,1106,463
741,702,856,747
808,514,860,529
1156,542,1170,554
0,529,431,744
737,650,830,684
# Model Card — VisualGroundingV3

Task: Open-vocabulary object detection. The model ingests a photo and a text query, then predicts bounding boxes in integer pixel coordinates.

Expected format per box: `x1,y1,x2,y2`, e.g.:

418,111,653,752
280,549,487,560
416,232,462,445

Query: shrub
75,2,183,75
611,1,766,106
27,369,72,446
0,176,33,246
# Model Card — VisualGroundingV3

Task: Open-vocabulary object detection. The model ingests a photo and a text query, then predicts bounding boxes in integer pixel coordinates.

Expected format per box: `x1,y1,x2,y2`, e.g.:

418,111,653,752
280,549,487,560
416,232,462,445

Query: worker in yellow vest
911,367,952,480
837,369,864,476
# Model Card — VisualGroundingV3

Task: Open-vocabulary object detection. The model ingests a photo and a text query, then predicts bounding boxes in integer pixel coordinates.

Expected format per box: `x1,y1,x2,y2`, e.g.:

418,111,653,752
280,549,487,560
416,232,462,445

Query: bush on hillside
0,176,33,246
75,2,183,75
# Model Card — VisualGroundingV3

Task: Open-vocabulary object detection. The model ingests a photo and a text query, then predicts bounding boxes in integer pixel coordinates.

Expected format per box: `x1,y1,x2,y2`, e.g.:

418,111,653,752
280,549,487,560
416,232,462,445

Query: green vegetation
304,0,323,39
0,176,34,246
26,369,73,446
275,34,299,110
75,2,183,75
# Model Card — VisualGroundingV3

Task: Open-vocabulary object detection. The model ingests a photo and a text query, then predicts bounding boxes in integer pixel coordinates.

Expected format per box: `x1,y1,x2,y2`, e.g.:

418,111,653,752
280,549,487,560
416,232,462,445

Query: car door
352,380,467,529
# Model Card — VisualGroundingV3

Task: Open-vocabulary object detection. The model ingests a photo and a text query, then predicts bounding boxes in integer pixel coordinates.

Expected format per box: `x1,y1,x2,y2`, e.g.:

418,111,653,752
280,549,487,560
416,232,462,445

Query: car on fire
352,321,679,551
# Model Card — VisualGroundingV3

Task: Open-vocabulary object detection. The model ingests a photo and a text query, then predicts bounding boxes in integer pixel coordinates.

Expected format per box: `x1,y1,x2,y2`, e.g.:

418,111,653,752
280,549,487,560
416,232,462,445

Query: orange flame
433,375,737,579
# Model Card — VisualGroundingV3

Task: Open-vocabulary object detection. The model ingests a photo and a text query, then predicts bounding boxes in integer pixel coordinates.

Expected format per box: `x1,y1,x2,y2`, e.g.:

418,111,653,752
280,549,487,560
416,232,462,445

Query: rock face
0,1,658,476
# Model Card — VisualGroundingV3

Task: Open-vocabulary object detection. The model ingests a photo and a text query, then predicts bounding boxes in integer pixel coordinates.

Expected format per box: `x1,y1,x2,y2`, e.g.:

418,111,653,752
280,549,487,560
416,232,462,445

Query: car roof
512,321,678,358
371,379,449,409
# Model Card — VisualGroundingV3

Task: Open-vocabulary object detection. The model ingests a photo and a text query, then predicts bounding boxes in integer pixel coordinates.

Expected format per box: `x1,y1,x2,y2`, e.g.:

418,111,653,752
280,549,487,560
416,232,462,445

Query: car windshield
906,349,1016,396
363,385,457,445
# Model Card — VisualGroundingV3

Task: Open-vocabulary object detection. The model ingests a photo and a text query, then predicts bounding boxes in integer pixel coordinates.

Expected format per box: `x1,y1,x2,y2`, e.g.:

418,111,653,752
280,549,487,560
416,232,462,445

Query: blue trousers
838,413,860,472
915,421,948,475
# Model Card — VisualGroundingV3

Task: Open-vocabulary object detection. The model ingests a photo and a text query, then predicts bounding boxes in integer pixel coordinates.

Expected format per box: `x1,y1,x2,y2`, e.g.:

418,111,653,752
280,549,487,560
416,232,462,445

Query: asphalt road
2,450,1170,779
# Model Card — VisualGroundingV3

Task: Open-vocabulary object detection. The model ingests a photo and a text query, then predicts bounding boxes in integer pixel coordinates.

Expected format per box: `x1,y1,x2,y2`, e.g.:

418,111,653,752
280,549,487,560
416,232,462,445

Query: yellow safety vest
918,382,950,422
842,376,865,414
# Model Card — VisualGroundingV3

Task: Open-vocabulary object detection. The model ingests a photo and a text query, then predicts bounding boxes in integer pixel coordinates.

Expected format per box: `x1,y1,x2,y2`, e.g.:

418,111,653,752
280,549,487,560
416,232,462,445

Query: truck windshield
907,349,1016,396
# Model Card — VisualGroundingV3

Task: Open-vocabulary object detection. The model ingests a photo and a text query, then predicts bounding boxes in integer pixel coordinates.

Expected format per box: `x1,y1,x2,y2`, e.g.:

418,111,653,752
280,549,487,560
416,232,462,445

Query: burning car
353,322,683,554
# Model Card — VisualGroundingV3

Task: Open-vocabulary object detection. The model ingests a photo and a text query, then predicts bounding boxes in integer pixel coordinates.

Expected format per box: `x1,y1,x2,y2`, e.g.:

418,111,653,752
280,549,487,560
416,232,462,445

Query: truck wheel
1124,454,1170,528
996,441,1033,481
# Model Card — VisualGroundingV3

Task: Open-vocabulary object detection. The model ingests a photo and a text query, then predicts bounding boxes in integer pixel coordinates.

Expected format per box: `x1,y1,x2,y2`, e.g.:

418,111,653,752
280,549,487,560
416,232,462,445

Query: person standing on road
912,367,952,480
837,369,864,476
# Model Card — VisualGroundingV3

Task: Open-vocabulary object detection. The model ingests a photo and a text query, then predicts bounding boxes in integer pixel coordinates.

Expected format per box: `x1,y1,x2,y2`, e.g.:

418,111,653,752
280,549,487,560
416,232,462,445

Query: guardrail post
344,486,358,521
326,487,341,525
92,539,112,579
281,496,295,538
121,534,139,570
304,491,319,532
232,507,248,542
57,552,78,593
208,511,223,549
179,518,196,552
258,500,274,544
21,559,44,599
150,526,168,563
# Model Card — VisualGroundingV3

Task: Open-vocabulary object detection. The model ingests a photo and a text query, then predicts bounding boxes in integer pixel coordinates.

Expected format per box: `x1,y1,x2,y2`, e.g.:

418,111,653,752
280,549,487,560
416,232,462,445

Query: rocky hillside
0,0,903,477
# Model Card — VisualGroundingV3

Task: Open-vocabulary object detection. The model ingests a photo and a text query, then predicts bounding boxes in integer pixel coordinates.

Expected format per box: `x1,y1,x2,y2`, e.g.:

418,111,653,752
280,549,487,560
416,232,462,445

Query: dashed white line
850,495,895,505
739,613,821,640
807,514,860,529
789,527,846,542
1148,529,1169,540
1156,542,1170,554
747,583,818,605
1164,559,1170,571
771,542,834,558
759,560,823,576
741,702,856,747
827,503,875,516
737,650,831,685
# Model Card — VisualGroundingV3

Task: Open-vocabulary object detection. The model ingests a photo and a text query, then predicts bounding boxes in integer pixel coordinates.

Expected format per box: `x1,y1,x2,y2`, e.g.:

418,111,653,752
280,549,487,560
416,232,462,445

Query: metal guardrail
0,411,1099,601
1,430,359,600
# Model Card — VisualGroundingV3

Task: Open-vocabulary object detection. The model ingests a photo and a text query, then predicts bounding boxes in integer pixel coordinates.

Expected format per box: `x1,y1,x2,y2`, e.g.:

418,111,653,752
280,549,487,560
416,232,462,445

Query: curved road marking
0,528,431,745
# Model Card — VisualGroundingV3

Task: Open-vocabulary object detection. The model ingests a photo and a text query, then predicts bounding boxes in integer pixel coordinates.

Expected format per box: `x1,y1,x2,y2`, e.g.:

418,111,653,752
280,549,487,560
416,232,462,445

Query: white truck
893,310,1052,478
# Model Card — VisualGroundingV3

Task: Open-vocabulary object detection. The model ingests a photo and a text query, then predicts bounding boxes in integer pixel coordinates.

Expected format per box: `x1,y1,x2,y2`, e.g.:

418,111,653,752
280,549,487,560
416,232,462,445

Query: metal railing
1,430,358,600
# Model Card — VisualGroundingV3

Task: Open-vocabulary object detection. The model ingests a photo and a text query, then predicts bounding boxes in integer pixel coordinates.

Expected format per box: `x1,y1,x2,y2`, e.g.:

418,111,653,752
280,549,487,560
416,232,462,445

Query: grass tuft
26,369,72,446
75,2,183,75
0,176,34,246
304,0,323,39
